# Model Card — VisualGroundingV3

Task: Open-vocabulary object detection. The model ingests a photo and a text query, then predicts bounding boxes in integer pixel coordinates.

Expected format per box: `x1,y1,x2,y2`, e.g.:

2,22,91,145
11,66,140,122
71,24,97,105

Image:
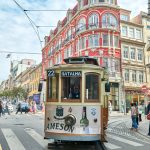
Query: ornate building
42,0,121,111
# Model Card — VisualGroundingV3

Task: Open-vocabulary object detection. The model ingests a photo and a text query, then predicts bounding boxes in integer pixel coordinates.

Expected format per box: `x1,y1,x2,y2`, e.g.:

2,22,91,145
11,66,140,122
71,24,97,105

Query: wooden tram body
44,57,109,142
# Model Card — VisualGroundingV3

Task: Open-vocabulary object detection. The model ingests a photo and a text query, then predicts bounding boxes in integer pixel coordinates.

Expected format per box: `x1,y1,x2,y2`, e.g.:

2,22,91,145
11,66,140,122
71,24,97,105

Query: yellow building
28,63,42,104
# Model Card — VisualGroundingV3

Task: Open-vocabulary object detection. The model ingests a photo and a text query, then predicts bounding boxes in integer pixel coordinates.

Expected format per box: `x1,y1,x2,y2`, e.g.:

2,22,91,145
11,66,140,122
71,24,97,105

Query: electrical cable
12,0,43,48
0,50,41,55
24,9,72,12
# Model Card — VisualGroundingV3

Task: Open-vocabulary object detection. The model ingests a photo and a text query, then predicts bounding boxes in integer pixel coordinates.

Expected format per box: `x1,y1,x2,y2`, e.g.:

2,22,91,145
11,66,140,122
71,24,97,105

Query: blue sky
0,0,148,82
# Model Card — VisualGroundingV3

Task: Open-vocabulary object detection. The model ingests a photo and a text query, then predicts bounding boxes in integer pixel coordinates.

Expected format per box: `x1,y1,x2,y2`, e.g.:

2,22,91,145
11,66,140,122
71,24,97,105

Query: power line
12,0,43,49
24,9,72,12
0,51,41,55
36,25,56,28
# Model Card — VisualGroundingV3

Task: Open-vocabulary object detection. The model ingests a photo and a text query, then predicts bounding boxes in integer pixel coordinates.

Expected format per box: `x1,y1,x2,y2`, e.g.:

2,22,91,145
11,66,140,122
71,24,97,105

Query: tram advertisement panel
45,105,101,134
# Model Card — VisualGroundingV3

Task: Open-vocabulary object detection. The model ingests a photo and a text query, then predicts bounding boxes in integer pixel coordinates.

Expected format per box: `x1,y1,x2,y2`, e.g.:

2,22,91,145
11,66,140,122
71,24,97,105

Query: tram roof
63,56,99,65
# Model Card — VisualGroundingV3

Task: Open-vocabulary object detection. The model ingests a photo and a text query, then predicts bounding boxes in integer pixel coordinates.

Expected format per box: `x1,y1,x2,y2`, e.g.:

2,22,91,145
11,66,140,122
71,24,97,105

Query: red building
42,0,121,111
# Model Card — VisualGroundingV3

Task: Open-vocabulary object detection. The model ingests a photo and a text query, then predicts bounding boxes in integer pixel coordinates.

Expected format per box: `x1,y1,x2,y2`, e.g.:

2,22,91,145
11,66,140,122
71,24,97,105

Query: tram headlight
64,114,76,126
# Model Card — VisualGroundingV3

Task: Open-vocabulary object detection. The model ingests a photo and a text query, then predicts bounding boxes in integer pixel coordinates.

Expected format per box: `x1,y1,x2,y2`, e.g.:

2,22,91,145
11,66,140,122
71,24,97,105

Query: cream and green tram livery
44,57,109,142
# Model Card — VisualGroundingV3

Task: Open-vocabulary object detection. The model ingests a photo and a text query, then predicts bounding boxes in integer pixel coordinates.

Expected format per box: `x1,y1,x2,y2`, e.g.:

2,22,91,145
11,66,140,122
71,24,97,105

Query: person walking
138,103,143,122
131,103,138,131
16,103,22,114
147,102,150,136
6,102,10,115
0,101,3,117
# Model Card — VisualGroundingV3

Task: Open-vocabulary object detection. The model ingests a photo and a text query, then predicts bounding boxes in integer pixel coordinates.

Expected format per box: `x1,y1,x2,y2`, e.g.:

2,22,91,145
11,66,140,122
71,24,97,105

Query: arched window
88,13,99,29
77,18,86,33
102,13,118,29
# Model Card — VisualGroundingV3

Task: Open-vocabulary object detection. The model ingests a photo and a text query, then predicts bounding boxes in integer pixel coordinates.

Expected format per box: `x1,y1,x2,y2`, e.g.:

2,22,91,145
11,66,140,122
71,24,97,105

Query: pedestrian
131,103,138,131
6,102,10,115
16,103,22,114
135,103,139,126
147,102,150,136
0,101,3,117
138,103,143,122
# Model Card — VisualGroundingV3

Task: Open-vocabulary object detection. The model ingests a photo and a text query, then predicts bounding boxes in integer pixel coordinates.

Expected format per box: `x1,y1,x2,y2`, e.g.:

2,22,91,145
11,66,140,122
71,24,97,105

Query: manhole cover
14,124,24,125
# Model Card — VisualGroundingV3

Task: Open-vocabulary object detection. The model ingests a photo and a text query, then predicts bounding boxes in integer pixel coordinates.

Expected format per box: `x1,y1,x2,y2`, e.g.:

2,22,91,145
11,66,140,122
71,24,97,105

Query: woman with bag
147,102,150,136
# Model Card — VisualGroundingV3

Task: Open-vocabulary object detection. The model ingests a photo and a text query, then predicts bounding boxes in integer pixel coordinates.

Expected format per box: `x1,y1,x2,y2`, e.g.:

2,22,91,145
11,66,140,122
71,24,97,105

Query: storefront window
47,73,59,101
61,71,81,101
85,73,99,101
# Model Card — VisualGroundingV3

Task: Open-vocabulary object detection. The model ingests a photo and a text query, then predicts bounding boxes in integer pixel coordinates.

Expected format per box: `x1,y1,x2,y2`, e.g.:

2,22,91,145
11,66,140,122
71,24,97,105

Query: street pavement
108,111,150,138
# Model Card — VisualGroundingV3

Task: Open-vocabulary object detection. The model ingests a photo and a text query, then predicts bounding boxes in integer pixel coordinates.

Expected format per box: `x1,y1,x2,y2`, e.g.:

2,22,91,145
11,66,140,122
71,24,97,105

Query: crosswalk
0,128,149,150
104,133,150,150
0,128,50,150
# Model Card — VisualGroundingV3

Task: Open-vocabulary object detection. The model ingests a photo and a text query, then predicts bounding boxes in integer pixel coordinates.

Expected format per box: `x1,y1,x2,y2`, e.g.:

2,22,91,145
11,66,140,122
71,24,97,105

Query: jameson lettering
61,71,81,77
47,123,75,133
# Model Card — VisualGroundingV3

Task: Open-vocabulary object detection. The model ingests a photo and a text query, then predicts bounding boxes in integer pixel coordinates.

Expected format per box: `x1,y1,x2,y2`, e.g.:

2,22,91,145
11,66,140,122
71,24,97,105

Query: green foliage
0,86,28,100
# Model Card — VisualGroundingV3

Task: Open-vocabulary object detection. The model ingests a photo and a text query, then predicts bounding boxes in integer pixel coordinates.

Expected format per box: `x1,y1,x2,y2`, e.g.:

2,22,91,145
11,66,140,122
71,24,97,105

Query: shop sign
47,70,55,77
61,71,81,77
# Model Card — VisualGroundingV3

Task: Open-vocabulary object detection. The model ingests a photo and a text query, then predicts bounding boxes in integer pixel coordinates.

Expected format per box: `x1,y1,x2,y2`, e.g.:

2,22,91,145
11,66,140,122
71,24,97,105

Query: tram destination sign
47,70,55,77
61,71,81,77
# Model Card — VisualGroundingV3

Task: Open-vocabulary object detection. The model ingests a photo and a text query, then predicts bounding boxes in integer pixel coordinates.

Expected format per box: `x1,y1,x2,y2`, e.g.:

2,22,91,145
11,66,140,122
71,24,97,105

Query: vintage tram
44,56,109,143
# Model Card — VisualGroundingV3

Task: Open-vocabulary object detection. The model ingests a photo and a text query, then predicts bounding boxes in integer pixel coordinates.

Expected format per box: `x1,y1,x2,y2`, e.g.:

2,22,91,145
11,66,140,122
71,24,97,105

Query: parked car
16,102,30,113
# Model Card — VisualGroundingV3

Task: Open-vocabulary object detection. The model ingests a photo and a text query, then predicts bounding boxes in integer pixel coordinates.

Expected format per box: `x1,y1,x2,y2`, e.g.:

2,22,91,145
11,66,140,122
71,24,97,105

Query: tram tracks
47,141,106,150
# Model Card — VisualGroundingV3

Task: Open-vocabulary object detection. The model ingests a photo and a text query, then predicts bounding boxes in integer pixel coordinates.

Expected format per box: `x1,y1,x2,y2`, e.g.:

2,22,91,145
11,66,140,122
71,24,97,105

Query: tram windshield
85,73,99,101
47,74,59,101
61,77,80,100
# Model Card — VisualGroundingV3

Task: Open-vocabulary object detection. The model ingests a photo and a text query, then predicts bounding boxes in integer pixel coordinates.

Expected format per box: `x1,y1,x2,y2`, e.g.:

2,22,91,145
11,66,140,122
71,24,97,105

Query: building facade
28,63,42,104
42,0,122,111
120,9,146,108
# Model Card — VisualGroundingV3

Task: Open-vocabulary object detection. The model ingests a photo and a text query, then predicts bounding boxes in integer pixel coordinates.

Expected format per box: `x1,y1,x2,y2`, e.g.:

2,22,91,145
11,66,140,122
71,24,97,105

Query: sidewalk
108,111,150,138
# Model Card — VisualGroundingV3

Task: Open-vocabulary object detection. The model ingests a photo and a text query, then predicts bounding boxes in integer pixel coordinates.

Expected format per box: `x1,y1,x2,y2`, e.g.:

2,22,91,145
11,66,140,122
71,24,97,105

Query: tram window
61,77,81,101
85,73,99,101
47,74,59,101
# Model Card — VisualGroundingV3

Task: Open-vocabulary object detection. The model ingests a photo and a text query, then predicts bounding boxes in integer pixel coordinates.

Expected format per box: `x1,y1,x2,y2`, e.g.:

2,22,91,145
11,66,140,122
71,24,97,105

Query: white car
8,104,13,112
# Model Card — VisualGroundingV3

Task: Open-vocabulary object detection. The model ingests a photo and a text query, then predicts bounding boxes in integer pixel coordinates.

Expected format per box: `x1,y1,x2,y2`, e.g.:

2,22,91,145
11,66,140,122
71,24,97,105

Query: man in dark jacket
147,102,150,136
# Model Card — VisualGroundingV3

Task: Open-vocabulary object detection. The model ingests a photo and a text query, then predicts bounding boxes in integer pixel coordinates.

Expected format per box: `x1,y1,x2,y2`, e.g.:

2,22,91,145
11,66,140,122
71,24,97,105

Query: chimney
148,0,150,16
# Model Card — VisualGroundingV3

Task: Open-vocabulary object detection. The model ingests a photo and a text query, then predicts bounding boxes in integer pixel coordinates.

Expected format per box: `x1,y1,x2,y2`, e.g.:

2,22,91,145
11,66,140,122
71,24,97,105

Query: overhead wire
12,0,45,48
0,50,41,55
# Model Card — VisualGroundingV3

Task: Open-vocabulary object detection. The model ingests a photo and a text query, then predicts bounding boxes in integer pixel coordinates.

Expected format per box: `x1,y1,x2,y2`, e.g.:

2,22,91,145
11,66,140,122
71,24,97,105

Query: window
88,34,99,47
136,29,142,39
90,0,96,4
102,13,118,29
132,70,136,82
129,28,134,38
79,37,86,49
61,76,81,101
130,48,135,60
88,13,99,29
110,34,113,47
47,74,59,101
121,26,127,36
99,0,104,2
103,57,108,68
85,73,99,101
115,59,120,72
123,47,129,59
107,0,114,4
124,69,129,81
120,14,129,21
102,34,108,46
77,18,86,32
137,49,143,61
114,36,119,47
139,71,143,83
